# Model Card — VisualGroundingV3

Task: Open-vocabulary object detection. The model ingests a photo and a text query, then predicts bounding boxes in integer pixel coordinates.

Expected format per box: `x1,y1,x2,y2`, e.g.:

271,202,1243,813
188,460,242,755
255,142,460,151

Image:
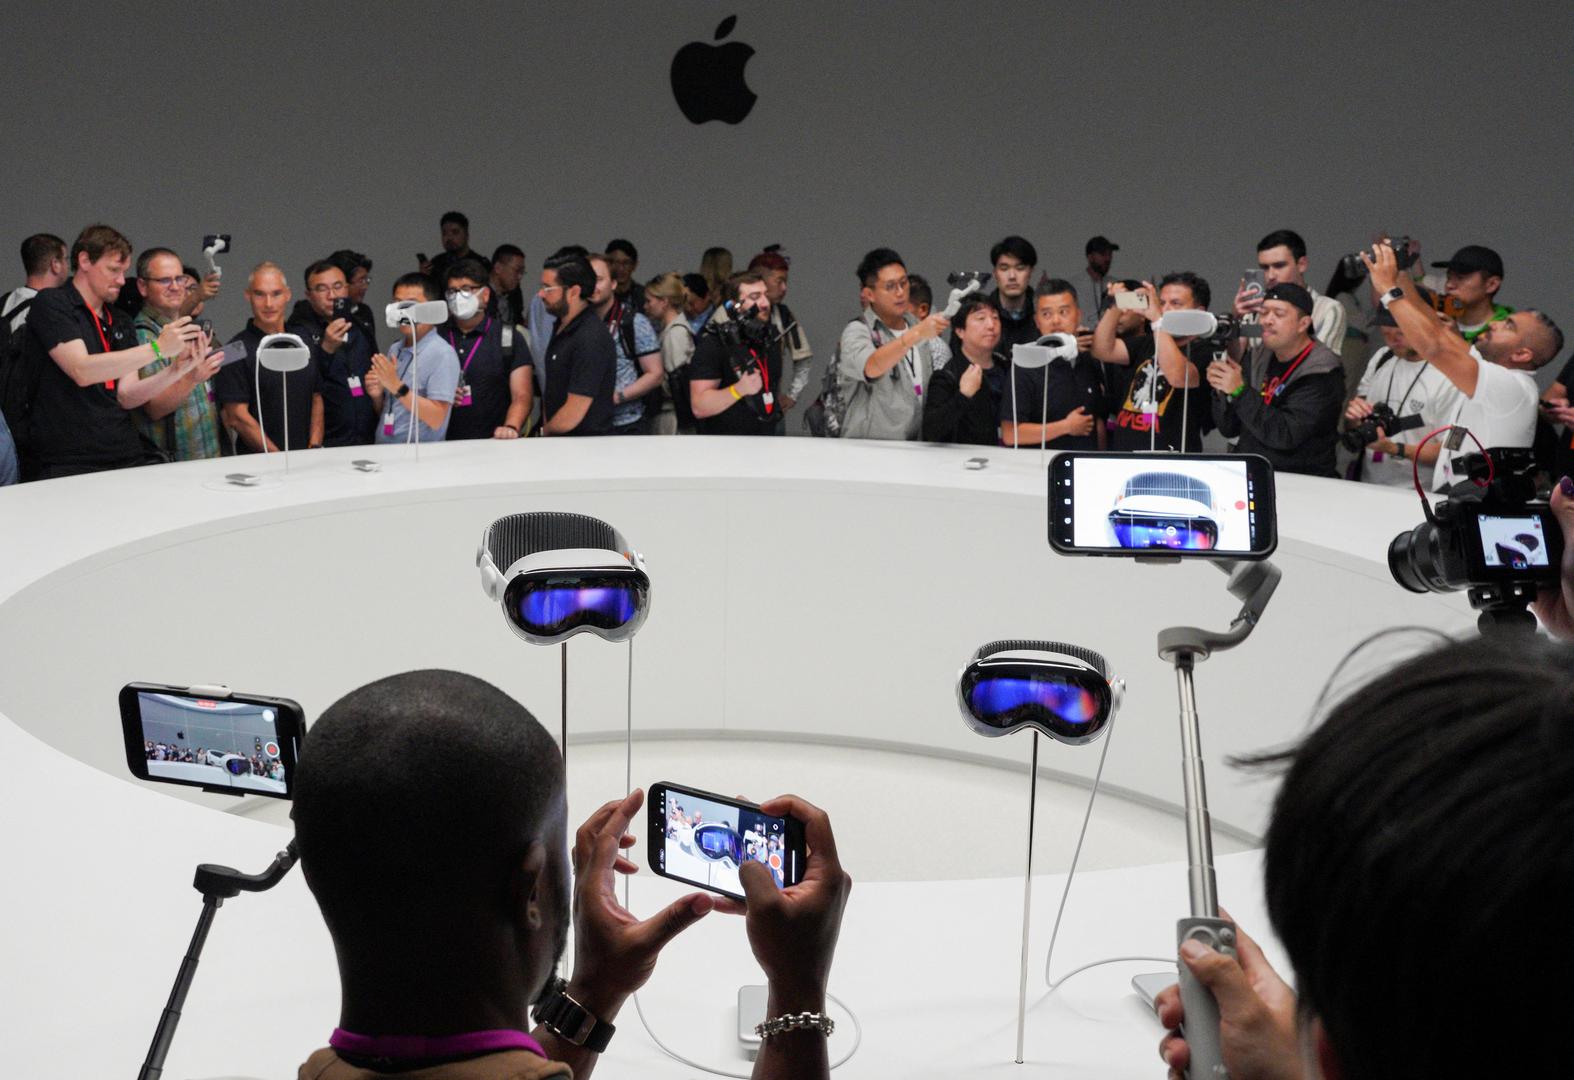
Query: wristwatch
395,383,411,398
1378,286,1404,309
533,978,615,1052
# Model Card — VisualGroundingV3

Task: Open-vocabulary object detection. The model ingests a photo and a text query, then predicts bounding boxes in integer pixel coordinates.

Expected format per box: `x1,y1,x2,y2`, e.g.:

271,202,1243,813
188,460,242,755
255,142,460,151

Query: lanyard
447,318,491,376
873,318,923,397
1382,351,1430,416
330,1027,547,1062
88,305,115,388
1261,342,1315,405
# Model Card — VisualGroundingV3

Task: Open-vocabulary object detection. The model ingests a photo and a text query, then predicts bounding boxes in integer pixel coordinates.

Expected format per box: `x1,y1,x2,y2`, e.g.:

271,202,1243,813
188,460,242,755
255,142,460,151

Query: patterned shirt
132,308,222,461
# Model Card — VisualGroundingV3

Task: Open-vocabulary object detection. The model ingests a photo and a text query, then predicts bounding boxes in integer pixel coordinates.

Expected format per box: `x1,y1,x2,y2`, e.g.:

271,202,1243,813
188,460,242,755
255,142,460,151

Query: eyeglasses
444,287,484,300
875,277,910,295
142,276,189,290
308,282,348,296
537,284,564,295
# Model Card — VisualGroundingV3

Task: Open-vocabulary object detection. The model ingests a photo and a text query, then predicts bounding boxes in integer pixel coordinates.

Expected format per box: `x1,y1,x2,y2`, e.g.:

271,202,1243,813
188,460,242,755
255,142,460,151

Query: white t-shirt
1352,347,1464,486
1433,348,1539,489
1,286,37,333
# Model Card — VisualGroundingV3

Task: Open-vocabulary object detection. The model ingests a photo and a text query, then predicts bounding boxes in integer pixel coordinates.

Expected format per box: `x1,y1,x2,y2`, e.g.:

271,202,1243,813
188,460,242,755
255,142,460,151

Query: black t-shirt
292,300,377,446
442,317,535,440
213,320,323,453
541,308,616,435
922,352,1008,445
25,283,146,469
1109,337,1212,452
1002,351,1107,451
688,323,784,435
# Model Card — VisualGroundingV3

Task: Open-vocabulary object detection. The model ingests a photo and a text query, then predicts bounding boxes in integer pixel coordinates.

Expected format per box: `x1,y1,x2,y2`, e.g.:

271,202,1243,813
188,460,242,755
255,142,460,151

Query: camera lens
1387,523,1460,594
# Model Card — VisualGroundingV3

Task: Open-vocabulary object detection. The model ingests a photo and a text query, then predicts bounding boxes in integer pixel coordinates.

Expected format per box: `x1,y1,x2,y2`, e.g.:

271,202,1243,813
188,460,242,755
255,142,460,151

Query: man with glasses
605,238,644,312
834,247,950,440
442,258,534,440
129,247,224,460
295,258,376,446
328,249,378,341
367,273,461,444
536,253,616,436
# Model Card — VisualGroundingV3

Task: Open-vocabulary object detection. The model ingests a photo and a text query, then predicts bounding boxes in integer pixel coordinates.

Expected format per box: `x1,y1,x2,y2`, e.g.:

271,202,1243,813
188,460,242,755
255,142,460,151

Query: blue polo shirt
374,331,461,443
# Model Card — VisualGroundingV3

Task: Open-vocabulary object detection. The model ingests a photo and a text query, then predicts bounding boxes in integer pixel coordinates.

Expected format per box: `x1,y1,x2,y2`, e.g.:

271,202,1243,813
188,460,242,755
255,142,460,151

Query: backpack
804,317,866,438
0,295,39,448
661,321,698,430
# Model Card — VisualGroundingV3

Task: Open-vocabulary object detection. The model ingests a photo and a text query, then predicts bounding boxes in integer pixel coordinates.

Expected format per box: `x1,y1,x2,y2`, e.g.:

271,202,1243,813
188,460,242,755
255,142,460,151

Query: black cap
1431,245,1503,279
1262,282,1314,317
1375,286,1436,327
1084,236,1119,254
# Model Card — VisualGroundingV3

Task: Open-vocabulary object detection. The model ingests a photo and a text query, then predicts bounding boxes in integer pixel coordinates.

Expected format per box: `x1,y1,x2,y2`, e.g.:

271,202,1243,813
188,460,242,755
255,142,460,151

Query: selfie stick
138,840,299,1080
1152,558,1279,1080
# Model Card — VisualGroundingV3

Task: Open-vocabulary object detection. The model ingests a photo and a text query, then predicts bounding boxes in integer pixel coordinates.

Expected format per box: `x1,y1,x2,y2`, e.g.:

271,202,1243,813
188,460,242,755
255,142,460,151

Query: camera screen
1062,457,1263,552
659,789,795,897
1477,514,1551,570
136,692,287,795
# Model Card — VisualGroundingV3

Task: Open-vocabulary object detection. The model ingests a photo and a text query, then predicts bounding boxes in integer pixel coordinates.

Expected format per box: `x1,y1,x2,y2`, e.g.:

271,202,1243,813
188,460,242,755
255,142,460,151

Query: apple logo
670,15,757,125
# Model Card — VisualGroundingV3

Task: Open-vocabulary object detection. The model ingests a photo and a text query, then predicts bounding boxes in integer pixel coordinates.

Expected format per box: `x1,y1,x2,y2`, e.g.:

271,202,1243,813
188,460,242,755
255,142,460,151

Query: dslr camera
1388,447,1562,628
1204,312,1262,347
1342,403,1425,452
1340,236,1415,280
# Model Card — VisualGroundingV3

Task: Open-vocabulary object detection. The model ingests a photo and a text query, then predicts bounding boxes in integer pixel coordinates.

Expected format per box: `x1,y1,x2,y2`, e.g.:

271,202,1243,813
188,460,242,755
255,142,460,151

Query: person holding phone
294,258,377,446
1095,273,1214,454
1231,230,1346,355
129,246,224,461
292,670,851,1080
1209,283,1346,477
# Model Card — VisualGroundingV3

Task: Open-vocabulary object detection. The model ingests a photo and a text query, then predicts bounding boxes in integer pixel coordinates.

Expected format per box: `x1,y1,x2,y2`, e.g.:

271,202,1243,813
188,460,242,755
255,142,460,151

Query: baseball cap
1262,283,1314,317
1085,236,1119,255
1374,286,1436,327
1431,245,1503,279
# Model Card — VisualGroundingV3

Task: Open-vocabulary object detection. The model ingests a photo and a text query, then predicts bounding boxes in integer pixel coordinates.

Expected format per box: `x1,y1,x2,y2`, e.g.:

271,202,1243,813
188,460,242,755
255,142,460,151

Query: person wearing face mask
441,259,535,441
366,274,462,444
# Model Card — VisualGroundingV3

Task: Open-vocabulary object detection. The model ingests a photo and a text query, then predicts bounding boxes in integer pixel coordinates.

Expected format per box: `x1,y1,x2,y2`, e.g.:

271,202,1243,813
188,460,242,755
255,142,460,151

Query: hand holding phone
566,788,719,1003
649,782,806,901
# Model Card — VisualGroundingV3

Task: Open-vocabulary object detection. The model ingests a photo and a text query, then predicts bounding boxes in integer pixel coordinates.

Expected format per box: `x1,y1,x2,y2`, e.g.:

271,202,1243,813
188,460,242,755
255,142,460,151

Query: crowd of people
142,740,282,780
1,218,1568,490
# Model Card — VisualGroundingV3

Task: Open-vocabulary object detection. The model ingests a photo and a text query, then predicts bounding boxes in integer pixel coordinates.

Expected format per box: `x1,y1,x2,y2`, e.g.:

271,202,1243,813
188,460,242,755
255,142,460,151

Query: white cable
1037,715,1173,995
619,641,864,1074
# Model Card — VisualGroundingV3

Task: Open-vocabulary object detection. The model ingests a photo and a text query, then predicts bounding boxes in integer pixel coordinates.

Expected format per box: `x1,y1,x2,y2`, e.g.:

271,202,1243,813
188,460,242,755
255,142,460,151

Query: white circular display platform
0,438,1476,1078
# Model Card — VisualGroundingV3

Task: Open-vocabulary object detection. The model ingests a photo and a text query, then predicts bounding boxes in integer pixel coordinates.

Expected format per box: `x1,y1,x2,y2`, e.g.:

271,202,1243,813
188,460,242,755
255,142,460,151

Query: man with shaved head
293,670,850,1079
213,262,323,453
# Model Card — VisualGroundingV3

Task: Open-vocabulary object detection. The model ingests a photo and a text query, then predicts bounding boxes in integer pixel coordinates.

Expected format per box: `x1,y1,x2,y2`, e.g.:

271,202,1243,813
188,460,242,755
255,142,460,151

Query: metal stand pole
1015,731,1040,1064
560,640,569,770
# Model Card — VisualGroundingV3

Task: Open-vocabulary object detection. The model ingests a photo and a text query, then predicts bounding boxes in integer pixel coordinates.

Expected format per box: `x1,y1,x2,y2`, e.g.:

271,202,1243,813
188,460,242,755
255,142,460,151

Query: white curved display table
0,439,1476,1078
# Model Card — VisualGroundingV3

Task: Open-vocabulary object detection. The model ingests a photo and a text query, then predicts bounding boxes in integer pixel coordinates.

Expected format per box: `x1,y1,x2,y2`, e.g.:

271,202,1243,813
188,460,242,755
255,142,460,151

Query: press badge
455,382,473,407
383,411,395,436
348,375,364,397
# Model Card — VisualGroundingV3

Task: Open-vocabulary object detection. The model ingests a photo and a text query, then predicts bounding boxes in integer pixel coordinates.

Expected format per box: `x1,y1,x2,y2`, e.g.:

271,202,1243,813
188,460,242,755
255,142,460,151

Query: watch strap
1379,287,1404,309
533,979,615,1052
396,382,411,397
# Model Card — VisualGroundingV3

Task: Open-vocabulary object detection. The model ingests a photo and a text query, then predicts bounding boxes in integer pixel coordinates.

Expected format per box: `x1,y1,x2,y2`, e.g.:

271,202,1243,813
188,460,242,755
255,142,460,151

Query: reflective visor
695,823,742,863
503,570,649,644
1110,516,1217,550
959,660,1111,744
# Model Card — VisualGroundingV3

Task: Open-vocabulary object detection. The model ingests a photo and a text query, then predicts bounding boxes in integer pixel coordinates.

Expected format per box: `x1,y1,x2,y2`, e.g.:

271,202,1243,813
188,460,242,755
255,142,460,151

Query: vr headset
477,512,650,645
1108,471,1219,551
957,640,1122,745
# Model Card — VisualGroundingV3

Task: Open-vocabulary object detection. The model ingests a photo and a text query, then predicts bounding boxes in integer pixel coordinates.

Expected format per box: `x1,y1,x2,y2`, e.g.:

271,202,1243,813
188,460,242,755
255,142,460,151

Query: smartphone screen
1049,451,1277,558
119,683,304,798
648,783,805,901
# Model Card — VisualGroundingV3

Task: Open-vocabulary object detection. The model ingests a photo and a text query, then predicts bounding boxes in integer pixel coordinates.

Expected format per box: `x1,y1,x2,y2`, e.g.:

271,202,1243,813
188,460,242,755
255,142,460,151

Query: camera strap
1384,354,1430,422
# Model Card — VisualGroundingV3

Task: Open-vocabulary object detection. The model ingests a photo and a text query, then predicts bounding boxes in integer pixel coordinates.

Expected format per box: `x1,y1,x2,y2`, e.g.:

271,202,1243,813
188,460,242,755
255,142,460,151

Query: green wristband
1228,385,1245,400
149,339,163,362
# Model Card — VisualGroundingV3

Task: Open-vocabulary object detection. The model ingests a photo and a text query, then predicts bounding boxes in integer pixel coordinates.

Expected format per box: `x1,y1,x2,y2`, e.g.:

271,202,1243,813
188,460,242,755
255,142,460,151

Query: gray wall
4,2,1570,423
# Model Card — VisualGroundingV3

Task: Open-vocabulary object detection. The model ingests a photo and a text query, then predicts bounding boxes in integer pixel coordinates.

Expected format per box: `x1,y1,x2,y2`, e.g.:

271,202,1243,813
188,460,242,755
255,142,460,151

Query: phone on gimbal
1049,451,1277,558
120,682,305,799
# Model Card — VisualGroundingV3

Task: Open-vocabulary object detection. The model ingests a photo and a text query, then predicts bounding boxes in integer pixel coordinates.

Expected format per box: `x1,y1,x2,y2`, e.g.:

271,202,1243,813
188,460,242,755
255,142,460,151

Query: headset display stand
137,842,299,1080
1148,557,1280,1080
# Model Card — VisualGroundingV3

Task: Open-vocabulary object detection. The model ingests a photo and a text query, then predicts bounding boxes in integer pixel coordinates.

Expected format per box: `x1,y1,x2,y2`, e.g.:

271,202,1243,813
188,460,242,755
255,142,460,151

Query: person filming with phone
1209,283,1345,477
292,670,851,1080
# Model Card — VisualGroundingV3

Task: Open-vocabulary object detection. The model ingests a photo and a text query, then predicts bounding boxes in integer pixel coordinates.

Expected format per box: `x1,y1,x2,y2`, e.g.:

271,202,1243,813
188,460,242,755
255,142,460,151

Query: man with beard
536,254,616,436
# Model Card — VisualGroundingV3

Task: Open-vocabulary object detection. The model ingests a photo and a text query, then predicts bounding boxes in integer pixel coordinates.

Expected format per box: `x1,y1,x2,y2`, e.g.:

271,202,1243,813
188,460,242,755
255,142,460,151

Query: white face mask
448,289,482,320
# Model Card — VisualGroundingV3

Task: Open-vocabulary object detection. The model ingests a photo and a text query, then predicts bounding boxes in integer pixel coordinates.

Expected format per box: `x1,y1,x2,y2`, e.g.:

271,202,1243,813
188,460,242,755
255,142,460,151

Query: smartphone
120,682,305,799
648,782,807,901
1048,451,1278,558
1114,291,1148,311
331,297,352,322
1240,269,1266,303
218,340,251,367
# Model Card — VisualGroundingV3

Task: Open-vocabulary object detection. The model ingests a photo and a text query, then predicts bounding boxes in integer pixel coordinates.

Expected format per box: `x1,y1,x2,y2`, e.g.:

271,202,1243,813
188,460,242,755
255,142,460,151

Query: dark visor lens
961,661,1111,743
695,823,741,863
1110,516,1217,550
504,571,648,642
